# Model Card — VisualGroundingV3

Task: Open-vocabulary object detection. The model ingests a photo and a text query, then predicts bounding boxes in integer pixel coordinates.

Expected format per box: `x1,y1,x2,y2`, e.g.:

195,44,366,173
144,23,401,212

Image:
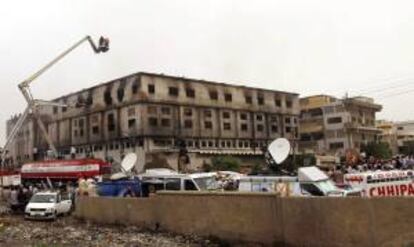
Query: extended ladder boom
2,35,109,166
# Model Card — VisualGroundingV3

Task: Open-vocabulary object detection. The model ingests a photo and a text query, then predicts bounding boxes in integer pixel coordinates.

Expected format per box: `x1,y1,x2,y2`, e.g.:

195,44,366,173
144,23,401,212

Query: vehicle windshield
193,176,220,190
315,180,338,193
30,194,56,203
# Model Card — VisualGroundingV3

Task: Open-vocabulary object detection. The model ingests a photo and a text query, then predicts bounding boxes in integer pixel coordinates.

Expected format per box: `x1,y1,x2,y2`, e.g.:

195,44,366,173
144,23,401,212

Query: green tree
399,140,414,156
294,154,316,167
250,162,264,175
361,142,392,159
202,161,212,172
210,155,241,171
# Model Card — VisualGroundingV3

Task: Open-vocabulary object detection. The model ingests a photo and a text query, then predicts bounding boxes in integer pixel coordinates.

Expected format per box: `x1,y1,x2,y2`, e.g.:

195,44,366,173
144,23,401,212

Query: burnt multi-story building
6,72,300,171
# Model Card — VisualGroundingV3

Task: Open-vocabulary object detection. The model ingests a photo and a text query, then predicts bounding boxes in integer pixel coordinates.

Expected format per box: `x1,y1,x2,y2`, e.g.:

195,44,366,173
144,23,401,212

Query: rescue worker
86,178,97,196
78,177,89,196
32,185,39,194
2,187,11,205
23,186,32,209
17,186,26,213
66,182,76,210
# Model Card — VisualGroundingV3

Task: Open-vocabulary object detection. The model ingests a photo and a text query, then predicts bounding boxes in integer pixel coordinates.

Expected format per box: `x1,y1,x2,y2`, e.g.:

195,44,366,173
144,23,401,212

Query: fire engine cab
344,170,414,197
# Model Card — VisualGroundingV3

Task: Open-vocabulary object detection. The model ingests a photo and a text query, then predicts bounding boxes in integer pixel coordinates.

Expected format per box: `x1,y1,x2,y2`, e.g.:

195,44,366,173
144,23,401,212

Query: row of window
150,83,295,107
327,117,342,124
67,104,297,139
72,115,294,136
329,142,344,149
147,106,296,123
71,139,278,152
326,116,375,126
190,139,268,149
150,139,271,149
74,140,145,154
146,117,281,133
351,117,375,126
71,117,288,138
52,78,296,115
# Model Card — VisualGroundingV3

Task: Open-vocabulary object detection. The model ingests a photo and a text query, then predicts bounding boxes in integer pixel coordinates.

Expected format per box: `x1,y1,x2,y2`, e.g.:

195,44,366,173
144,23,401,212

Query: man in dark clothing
17,187,26,213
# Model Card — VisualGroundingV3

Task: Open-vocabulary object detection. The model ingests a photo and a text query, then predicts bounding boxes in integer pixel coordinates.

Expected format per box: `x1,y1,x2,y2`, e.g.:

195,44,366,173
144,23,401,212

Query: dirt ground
0,214,220,247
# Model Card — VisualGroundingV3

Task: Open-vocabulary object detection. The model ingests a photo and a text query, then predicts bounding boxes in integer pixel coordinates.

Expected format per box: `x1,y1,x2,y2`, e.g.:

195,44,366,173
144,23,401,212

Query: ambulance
344,170,414,197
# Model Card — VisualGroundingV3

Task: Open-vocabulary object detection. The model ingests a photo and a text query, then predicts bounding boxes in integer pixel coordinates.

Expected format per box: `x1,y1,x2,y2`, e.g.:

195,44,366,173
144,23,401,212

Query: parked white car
25,192,72,220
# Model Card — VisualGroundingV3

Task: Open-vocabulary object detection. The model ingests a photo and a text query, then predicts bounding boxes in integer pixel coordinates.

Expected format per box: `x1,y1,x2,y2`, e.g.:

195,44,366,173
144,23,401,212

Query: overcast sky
1,0,414,144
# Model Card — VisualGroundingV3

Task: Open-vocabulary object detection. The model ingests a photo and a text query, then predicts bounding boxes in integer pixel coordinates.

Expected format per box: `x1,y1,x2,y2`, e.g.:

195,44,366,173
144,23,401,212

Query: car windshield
315,180,338,193
30,194,56,203
193,176,219,190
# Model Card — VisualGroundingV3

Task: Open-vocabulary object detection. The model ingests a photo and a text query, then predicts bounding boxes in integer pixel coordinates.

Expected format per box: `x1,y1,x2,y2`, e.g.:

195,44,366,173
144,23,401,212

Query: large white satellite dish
268,138,291,164
121,153,137,173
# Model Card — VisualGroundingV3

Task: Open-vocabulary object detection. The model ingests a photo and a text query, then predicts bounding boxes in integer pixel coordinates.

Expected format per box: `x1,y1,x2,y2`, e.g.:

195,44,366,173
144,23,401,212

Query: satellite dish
268,138,291,164
121,153,137,173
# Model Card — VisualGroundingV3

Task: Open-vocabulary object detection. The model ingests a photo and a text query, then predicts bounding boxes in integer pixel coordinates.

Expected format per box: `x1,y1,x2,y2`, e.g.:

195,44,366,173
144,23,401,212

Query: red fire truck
1,159,111,186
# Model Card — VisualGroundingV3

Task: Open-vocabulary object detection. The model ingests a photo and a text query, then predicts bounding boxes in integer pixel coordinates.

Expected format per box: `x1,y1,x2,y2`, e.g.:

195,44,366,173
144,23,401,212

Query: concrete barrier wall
75,193,414,246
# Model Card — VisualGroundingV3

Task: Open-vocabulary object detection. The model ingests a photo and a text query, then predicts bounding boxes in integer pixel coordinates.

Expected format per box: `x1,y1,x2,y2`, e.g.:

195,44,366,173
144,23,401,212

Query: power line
377,87,414,100
350,77,414,95
361,82,414,95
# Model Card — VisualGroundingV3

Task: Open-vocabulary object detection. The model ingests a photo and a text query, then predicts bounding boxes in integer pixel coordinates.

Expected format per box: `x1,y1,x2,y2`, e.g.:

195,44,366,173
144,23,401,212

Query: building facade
376,120,398,155
6,72,300,171
375,120,414,155
298,95,337,154
388,121,414,154
299,95,382,156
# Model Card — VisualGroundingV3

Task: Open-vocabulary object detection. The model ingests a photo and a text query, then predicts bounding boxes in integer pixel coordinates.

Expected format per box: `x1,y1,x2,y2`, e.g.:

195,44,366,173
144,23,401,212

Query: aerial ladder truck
1,35,109,170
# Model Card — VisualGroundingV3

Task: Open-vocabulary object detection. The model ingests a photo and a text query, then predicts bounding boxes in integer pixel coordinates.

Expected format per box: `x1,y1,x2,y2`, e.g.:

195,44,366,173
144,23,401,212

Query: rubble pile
0,216,218,246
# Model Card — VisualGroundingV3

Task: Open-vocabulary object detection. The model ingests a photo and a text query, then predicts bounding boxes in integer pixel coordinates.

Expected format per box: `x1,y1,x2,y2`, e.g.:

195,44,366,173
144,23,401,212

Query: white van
239,166,361,197
344,170,414,197
139,170,220,193
298,166,361,197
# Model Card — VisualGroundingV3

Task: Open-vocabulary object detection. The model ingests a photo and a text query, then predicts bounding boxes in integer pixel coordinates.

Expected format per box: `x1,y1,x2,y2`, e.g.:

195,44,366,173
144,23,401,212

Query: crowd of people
1,185,35,212
325,155,414,183
0,179,96,214
341,155,414,174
